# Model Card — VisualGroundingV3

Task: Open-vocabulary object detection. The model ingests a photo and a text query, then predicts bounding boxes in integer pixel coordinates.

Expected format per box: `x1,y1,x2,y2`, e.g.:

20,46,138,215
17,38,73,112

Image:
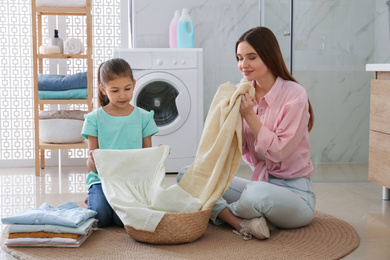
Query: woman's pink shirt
242,77,314,181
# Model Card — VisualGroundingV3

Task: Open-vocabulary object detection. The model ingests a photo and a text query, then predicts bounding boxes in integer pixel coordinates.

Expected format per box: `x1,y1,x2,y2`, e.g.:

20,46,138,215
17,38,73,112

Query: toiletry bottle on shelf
169,10,181,48
177,8,194,48
50,29,63,54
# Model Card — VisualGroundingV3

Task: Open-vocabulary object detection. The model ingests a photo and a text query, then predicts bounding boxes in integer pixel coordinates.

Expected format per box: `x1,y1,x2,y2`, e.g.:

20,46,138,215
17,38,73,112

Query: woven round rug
1,211,359,260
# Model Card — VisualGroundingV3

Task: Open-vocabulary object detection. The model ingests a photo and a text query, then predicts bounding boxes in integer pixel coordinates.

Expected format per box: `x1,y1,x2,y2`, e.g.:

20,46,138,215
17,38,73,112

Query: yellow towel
179,78,255,210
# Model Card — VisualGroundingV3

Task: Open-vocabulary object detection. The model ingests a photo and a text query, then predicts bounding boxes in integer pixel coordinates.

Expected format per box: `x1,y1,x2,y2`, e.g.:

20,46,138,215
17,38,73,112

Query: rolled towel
38,72,87,91
39,45,60,54
64,38,84,54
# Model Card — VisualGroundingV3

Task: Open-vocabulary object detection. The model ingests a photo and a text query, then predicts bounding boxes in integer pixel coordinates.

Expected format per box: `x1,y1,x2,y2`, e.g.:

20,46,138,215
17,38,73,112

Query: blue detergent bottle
177,8,194,48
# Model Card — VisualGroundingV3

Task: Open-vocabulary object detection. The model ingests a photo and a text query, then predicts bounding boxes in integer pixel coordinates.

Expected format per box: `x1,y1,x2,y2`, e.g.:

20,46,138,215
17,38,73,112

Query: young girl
81,58,158,228
178,26,315,240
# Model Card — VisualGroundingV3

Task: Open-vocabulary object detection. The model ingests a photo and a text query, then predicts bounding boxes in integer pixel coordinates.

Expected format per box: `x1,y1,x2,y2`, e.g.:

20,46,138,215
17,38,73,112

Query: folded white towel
64,38,84,55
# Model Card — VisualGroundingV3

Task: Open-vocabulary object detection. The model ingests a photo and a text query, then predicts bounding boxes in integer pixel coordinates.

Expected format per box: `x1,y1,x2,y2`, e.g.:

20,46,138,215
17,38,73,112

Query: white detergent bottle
177,8,194,48
49,29,63,54
169,10,181,48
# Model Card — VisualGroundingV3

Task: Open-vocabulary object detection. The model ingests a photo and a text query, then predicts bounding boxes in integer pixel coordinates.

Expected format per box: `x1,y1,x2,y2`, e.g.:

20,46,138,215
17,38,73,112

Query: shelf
32,0,93,176
39,140,88,150
36,6,88,16
37,54,89,59
38,99,89,105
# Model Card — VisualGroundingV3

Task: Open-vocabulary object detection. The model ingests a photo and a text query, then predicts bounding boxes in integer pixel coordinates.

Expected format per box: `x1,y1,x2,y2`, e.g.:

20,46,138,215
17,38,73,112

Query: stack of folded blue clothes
1,202,97,247
38,72,88,100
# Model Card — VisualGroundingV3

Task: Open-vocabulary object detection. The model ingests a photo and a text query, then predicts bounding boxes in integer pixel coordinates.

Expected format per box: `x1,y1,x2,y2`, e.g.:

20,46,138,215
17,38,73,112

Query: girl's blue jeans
87,184,123,228
177,166,316,229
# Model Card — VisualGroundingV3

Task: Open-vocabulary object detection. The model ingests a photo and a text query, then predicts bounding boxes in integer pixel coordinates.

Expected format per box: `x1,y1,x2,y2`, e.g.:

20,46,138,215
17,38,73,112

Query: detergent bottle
49,29,63,54
169,10,181,48
177,8,194,48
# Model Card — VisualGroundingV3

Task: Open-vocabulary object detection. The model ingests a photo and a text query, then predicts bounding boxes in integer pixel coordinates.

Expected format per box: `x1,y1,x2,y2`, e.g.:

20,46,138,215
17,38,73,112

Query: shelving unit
366,64,390,200
31,0,93,176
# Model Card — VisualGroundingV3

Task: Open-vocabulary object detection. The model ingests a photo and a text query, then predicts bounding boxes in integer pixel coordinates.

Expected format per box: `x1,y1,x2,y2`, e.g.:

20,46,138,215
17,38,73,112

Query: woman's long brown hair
236,27,314,132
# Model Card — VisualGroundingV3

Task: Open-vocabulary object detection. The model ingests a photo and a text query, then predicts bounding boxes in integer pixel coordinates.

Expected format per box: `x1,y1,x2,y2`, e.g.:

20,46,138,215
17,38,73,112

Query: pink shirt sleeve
241,77,313,181
255,100,310,162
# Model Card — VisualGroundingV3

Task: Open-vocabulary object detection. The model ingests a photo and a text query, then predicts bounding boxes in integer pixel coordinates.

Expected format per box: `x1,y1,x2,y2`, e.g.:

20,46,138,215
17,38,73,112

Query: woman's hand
240,93,262,137
240,93,255,117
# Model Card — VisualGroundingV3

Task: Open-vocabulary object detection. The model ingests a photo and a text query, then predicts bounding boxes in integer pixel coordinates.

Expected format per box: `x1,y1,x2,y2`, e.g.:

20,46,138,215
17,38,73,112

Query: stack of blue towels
38,72,88,100
1,202,97,247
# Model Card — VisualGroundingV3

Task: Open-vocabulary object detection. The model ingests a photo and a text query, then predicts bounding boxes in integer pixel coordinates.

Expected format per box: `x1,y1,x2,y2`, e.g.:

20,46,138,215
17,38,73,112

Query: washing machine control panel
152,52,197,69
114,48,202,71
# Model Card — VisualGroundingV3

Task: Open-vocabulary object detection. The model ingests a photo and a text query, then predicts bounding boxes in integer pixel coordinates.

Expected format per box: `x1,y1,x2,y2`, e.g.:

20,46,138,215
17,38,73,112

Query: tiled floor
1,163,390,259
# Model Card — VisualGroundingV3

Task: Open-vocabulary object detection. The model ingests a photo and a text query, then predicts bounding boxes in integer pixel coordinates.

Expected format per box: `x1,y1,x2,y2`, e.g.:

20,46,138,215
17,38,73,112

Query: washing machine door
134,72,191,136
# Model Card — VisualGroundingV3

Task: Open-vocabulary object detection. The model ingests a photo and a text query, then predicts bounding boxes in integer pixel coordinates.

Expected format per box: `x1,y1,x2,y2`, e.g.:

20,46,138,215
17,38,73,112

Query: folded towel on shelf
35,0,86,8
38,72,87,91
64,38,84,55
38,89,88,100
39,110,87,121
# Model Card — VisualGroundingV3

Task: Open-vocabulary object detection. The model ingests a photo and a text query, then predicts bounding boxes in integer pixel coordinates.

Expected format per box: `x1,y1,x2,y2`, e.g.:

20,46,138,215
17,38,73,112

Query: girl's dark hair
236,27,314,132
97,58,134,107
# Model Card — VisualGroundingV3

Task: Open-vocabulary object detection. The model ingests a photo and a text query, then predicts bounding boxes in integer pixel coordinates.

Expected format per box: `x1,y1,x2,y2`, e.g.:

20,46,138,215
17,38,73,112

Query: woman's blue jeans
177,166,316,229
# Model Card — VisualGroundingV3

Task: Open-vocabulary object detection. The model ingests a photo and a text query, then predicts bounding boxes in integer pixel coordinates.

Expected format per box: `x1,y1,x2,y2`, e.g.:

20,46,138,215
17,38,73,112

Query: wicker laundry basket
125,208,212,244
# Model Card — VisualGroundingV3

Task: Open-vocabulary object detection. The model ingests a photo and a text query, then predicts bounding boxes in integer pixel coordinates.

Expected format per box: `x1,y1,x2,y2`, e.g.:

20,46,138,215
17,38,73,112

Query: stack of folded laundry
1,202,97,247
38,72,88,100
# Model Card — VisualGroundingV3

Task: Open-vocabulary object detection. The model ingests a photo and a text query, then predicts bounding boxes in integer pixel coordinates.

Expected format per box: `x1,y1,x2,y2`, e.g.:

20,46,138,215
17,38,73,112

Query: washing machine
114,48,203,172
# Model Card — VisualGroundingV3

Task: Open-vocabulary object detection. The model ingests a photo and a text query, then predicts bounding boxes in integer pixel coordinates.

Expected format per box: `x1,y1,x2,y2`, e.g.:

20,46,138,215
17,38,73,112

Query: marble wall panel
130,0,383,163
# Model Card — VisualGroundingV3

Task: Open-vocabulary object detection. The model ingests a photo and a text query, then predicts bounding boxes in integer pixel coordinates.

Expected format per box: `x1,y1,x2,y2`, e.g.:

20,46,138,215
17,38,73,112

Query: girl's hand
87,150,97,172
89,150,95,162
240,93,255,117
158,144,171,155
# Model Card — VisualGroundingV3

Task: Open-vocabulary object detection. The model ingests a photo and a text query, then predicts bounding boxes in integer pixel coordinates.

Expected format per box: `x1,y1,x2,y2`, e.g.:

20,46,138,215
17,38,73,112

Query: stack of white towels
1,202,97,247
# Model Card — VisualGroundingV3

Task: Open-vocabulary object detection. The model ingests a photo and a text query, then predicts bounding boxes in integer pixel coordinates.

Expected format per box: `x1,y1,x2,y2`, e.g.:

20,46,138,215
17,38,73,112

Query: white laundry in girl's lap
93,145,202,232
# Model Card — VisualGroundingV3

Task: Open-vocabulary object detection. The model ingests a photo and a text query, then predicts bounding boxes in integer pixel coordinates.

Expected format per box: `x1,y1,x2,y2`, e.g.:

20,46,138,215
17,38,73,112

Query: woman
214,26,315,240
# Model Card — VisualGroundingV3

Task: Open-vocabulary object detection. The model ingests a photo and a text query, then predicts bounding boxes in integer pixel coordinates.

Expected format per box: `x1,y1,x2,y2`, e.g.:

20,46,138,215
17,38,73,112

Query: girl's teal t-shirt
81,106,158,189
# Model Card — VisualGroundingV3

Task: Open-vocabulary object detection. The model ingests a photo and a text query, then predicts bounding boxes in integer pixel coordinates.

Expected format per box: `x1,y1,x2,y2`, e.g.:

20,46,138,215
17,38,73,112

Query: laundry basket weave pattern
125,209,212,244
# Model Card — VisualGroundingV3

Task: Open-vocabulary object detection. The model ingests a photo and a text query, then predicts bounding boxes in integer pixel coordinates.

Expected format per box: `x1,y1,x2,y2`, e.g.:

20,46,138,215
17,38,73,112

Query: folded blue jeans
87,184,123,228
